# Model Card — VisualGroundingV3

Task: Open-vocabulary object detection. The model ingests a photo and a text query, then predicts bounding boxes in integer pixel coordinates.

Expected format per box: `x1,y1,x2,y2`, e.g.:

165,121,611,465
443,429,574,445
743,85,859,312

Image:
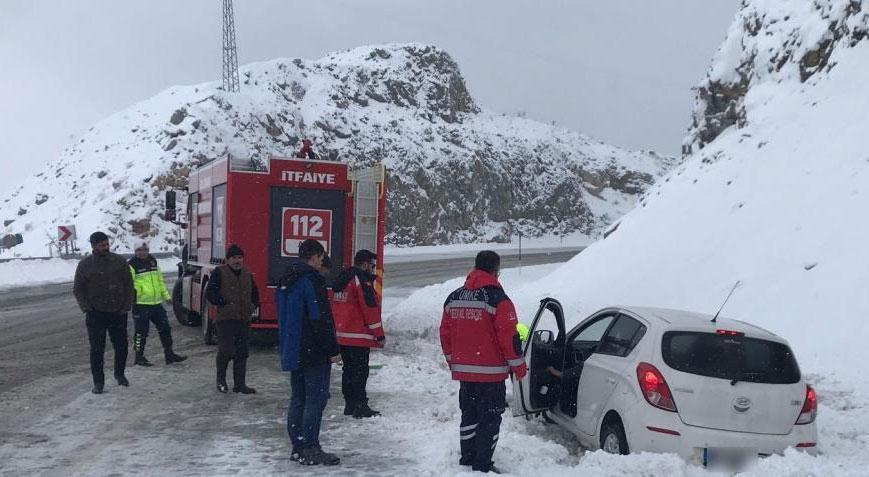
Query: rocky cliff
0,43,673,256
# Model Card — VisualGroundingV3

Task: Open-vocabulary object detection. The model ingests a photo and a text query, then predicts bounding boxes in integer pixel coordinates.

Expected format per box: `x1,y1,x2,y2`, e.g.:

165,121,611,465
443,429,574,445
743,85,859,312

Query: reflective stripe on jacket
128,255,171,305
439,269,526,383
331,267,384,348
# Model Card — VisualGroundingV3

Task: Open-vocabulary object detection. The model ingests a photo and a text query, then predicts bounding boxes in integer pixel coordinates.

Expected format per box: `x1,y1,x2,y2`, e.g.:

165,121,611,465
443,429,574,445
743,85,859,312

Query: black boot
343,401,357,416
133,333,153,367
216,353,230,393
164,350,187,365
232,358,256,394
92,383,104,394
297,447,340,466
116,375,129,386
352,401,381,418
158,328,185,364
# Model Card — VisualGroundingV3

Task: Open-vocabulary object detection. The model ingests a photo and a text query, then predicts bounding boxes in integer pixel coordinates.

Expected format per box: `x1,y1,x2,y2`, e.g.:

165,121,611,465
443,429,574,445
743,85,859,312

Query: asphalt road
0,248,581,395
0,248,582,475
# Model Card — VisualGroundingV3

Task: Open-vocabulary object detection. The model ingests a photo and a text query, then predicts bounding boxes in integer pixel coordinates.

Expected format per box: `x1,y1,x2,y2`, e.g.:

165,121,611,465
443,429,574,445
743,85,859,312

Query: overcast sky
0,0,739,194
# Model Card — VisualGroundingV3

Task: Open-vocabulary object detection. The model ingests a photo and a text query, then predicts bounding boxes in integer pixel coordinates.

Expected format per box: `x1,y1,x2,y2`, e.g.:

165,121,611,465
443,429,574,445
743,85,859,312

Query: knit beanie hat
226,244,244,258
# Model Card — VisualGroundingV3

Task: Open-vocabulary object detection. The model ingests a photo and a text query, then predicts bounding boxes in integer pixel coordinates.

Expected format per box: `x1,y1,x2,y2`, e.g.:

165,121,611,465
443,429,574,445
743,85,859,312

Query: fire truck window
212,184,226,260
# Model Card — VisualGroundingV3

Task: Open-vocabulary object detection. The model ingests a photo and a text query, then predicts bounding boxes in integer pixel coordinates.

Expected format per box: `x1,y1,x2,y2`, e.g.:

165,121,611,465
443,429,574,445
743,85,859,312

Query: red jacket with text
331,267,384,348
439,269,527,382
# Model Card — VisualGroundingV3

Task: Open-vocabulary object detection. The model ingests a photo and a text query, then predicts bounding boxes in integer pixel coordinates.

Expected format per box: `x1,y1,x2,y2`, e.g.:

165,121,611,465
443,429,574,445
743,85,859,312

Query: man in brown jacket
73,231,134,394
205,244,260,394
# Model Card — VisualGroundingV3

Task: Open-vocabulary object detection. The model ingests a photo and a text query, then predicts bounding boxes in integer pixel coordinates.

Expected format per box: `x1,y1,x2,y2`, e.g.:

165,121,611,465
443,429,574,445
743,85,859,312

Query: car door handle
606,377,616,384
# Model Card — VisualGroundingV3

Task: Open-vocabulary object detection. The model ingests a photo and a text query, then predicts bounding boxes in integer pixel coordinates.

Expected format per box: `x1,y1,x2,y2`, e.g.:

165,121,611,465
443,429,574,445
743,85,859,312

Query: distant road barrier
0,252,179,264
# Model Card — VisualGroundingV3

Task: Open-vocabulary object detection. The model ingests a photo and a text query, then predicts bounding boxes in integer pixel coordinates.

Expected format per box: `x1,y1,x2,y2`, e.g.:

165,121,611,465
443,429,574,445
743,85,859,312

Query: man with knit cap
73,231,134,394
128,241,187,366
440,250,527,473
205,244,260,394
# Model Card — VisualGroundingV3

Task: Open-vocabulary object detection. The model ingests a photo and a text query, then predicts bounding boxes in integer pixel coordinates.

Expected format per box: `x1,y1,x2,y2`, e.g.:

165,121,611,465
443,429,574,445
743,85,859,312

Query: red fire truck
169,155,386,344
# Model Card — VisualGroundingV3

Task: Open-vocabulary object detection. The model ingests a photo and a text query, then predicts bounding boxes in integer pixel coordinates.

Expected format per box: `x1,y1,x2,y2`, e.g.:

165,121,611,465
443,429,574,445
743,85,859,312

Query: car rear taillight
636,362,677,412
795,384,817,425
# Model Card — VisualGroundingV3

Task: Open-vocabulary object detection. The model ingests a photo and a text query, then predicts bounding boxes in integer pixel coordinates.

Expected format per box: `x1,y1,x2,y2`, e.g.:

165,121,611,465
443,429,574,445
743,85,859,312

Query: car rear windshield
662,331,801,384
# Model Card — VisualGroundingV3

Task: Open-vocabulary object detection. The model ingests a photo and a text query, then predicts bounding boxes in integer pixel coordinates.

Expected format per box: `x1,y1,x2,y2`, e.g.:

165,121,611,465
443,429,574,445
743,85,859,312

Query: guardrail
0,252,179,264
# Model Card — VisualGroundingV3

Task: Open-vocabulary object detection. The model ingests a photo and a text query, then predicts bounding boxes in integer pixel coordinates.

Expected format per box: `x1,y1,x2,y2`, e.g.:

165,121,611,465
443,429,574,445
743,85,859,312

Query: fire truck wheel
202,294,216,346
172,280,200,326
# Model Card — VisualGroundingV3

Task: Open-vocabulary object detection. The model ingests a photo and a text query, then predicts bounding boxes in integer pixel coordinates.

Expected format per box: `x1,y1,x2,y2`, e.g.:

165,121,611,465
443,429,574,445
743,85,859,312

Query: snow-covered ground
388,265,869,476
0,257,178,291
4,261,865,476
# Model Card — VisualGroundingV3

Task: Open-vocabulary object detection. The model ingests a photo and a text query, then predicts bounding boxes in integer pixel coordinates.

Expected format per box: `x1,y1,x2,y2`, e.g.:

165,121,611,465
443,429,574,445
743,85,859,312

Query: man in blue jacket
275,239,342,466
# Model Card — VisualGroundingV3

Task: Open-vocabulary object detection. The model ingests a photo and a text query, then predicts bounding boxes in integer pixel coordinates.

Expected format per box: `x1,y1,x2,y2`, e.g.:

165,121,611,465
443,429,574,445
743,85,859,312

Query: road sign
58,225,76,242
281,207,331,257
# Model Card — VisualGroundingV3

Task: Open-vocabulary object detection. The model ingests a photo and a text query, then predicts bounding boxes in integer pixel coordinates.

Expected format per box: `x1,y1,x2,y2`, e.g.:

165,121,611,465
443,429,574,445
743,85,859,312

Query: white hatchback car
512,299,818,469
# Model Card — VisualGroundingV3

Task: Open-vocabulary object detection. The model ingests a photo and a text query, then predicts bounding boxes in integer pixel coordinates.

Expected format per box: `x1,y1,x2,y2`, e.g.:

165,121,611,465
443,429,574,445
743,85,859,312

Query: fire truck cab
171,155,386,344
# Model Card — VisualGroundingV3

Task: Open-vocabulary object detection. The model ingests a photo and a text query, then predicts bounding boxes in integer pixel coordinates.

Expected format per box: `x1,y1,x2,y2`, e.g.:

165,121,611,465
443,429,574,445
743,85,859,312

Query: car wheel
600,419,629,455
202,295,215,346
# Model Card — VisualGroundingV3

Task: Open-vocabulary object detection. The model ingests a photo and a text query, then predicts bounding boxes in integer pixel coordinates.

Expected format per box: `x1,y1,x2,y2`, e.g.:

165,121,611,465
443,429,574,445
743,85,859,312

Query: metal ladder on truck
351,164,386,297
351,165,384,257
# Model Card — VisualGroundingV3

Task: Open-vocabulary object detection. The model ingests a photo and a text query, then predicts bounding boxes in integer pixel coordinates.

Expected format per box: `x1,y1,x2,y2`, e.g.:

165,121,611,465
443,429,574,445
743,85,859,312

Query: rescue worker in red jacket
439,251,527,474
331,249,384,418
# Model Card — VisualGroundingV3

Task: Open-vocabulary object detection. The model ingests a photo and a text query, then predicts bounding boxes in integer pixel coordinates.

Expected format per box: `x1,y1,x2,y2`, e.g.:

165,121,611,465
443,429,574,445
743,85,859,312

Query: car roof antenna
712,280,742,323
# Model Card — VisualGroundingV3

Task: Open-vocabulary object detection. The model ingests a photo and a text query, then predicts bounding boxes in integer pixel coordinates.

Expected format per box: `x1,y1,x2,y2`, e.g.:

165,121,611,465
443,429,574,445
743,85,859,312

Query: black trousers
132,304,172,352
459,381,506,472
85,311,128,386
340,345,370,407
215,320,250,386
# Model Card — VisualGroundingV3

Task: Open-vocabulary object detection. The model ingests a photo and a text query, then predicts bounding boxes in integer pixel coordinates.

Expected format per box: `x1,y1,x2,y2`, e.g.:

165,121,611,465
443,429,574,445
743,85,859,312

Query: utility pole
222,0,240,93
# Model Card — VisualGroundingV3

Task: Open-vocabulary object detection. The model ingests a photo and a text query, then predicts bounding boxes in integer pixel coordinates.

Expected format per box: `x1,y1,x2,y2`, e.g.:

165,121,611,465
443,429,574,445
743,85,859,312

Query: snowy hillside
388,0,869,473
509,0,869,384
0,43,673,257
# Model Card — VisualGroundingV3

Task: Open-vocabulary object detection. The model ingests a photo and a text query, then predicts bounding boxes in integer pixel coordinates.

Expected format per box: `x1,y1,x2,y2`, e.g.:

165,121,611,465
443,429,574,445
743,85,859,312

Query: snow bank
0,257,178,290
388,260,869,475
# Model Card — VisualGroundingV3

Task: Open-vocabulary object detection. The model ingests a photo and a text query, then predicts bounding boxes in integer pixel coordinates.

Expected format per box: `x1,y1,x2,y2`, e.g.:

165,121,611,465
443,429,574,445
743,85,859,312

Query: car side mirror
533,329,553,345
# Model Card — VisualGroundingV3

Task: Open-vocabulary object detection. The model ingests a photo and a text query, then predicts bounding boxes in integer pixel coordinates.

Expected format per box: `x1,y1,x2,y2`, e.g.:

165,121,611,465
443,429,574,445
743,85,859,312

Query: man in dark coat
275,239,341,466
205,244,260,394
73,231,134,394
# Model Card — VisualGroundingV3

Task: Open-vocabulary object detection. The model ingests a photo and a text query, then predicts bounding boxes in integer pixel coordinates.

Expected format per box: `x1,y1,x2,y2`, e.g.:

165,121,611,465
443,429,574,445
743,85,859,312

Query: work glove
250,307,261,323
511,362,528,380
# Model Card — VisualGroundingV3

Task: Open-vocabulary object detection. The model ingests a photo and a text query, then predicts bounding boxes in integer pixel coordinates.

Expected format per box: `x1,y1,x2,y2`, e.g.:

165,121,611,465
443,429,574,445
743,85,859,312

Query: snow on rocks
0,43,673,257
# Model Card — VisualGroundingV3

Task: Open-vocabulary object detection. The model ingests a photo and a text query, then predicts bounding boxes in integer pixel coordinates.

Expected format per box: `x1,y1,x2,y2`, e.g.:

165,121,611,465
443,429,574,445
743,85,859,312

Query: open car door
512,298,566,416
